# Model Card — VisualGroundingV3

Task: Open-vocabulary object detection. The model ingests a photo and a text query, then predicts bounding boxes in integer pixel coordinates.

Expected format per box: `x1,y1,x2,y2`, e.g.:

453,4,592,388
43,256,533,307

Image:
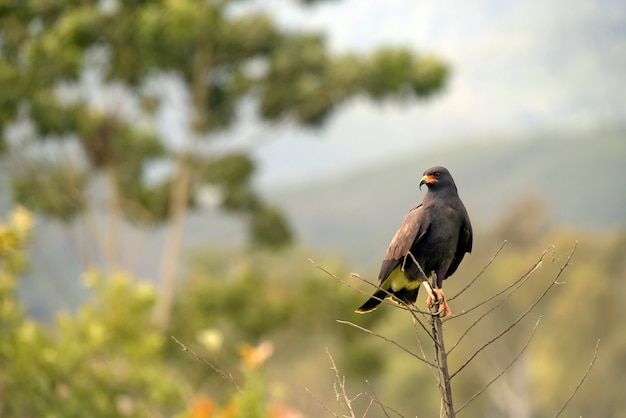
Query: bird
355,166,472,316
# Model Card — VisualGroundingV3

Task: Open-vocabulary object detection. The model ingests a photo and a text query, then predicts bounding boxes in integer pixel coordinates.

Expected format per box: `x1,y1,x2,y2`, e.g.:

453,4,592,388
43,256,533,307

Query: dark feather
355,166,472,313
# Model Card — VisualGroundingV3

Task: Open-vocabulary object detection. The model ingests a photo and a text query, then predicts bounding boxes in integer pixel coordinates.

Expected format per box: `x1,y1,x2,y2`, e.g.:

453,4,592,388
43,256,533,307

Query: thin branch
403,250,428,279
336,320,438,369
450,278,545,380
448,246,549,321
312,259,398,309
411,314,441,381
327,349,359,418
448,250,546,354
404,305,438,345
449,241,507,302
553,339,600,418
366,380,407,418
349,272,379,291
309,258,377,300
305,387,341,418
171,336,241,392
357,263,438,342
451,242,577,380
312,258,437,344
456,317,542,414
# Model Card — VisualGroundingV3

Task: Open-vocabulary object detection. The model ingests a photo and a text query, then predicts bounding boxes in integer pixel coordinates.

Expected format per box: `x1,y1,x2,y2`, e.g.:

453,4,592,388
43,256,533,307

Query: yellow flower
82,267,102,288
197,328,224,352
10,206,34,234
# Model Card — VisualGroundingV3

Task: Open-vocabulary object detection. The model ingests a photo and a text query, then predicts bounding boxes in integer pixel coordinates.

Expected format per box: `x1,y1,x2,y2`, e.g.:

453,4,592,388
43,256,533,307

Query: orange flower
238,340,274,368
188,397,216,418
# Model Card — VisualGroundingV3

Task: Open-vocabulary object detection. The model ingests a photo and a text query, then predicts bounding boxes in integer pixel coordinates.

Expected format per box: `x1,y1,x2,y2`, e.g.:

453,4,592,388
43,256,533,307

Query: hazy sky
241,0,626,188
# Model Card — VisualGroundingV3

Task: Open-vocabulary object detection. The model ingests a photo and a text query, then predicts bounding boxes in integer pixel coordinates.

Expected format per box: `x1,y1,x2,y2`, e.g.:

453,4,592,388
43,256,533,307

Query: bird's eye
433,171,441,178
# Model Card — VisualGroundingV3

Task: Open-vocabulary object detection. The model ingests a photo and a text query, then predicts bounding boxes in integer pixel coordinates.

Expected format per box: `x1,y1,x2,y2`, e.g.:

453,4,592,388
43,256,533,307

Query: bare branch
327,348,359,418
305,387,342,418
447,246,549,321
427,276,455,418
456,317,542,414
451,242,577,380
449,240,507,302
553,338,600,418
366,380,407,418
451,279,546,380
411,315,441,381
337,320,438,369
403,250,428,279
309,258,377,300
448,250,546,354
171,335,241,392
312,257,437,346
321,241,583,417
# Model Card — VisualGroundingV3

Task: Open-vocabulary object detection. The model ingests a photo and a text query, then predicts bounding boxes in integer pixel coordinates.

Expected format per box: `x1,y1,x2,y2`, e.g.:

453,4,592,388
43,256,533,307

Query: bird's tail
355,289,388,313
390,287,419,307
355,287,420,314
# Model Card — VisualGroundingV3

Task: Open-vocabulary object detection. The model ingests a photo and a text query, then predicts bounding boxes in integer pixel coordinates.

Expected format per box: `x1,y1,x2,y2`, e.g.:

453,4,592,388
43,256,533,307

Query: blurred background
1,0,625,417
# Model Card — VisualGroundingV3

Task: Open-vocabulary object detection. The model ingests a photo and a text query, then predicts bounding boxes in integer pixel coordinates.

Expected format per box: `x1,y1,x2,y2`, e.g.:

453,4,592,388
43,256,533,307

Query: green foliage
249,206,293,249
259,34,336,126
0,0,449,255
30,92,87,137
0,209,189,417
11,162,89,222
365,49,448,100
199,153,293,248
4,202,626,416
0,207,32,324
202,153,255,188
167,246,387,397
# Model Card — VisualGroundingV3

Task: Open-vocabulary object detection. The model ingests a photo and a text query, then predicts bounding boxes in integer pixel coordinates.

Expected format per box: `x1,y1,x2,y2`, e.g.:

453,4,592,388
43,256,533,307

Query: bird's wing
378,204,427,282
446,211,473,278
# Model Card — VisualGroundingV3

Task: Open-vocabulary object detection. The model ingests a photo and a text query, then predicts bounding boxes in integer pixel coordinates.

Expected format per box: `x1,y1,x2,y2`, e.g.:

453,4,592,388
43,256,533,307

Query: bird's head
419,166,454,190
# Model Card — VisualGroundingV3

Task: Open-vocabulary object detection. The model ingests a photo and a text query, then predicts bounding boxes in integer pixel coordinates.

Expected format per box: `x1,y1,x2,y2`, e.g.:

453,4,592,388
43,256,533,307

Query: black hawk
356,166,472,316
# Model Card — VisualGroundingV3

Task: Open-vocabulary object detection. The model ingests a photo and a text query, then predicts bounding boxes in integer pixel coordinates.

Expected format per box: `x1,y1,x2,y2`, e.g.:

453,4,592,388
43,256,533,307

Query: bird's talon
429,308,443,317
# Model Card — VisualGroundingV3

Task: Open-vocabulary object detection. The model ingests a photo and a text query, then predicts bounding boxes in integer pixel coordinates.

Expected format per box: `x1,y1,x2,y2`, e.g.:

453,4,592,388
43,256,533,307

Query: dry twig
456,317,542,413
448,246,550,321
553,339,600,418
171,335,241,392
449,241,507,302
328,349,362,418
337,320,438,369
317,241,593,417
451,243,577,379
365,380,406,418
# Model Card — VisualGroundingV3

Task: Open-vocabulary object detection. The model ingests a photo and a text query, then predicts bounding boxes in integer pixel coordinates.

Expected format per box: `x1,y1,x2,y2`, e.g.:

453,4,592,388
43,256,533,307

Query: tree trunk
103,165,122,272
153,154,193,329
153,47,209,329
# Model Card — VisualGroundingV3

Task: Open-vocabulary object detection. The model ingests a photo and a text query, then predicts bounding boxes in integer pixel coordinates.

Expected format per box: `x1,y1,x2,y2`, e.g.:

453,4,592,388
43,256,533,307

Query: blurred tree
0,0,449,328
0,209,188,417
168,246,387,404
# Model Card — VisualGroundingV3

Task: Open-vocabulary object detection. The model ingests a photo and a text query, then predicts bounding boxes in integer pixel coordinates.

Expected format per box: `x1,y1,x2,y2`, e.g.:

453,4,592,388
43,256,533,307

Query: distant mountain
268,128,626,264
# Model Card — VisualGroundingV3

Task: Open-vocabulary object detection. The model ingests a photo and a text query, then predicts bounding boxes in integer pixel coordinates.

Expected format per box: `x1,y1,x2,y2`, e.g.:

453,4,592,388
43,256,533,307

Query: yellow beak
419,174,437,189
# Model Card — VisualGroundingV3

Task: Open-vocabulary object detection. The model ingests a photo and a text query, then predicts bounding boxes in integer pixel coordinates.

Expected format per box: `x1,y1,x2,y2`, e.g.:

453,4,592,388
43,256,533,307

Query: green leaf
249,205,292,249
